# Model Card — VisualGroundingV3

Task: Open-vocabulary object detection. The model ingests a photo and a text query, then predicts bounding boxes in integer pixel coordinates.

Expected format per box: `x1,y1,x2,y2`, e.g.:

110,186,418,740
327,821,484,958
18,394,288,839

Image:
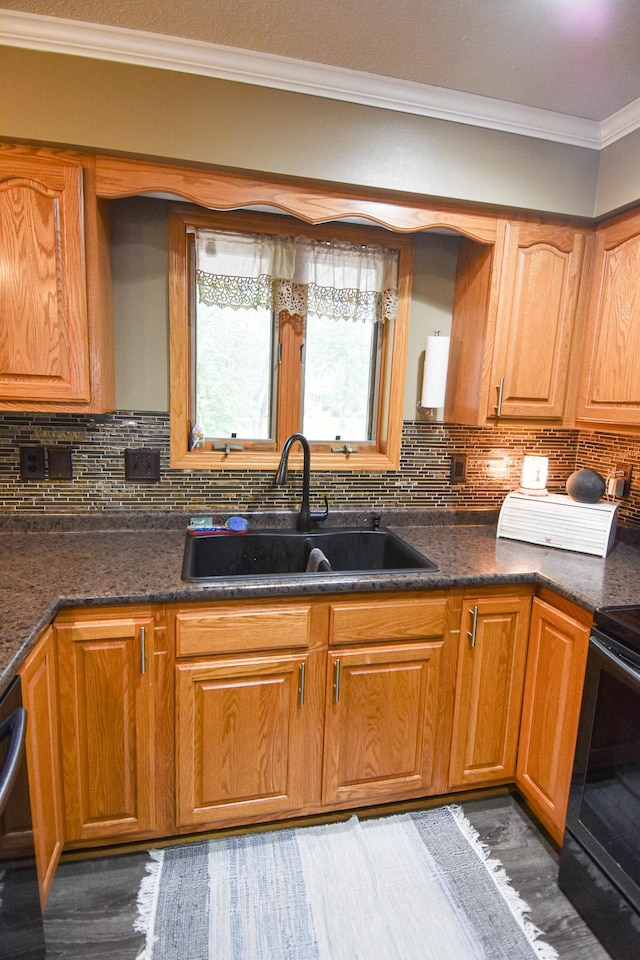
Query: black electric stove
594,603,640,655
559,603,640,960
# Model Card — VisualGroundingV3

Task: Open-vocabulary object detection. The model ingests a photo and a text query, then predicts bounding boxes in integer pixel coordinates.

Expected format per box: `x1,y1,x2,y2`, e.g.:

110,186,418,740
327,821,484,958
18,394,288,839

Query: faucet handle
310,496,329,525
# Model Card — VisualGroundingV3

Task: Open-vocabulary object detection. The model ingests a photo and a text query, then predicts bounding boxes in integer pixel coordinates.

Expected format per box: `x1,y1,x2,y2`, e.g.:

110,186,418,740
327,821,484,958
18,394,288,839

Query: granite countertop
3,511,640,696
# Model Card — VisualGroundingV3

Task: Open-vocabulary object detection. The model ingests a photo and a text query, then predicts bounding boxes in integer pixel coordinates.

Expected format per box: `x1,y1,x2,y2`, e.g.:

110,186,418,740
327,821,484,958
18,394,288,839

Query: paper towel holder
417,331,450,417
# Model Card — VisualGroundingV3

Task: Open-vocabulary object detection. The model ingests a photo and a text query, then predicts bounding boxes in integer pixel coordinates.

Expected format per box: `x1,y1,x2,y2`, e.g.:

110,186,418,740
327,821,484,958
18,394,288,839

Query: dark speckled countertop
3,509,640,696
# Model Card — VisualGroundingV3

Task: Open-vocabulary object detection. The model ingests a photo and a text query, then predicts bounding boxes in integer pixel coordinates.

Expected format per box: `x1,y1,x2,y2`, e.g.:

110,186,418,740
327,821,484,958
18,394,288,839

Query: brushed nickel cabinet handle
333,659,341,703
140,625,146,675
467,606,479,648
495,378,505,416
299,661,306,706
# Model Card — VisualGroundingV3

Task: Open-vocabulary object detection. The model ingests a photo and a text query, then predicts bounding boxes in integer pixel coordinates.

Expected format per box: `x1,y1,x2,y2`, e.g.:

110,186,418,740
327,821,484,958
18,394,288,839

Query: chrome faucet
274,433,328,532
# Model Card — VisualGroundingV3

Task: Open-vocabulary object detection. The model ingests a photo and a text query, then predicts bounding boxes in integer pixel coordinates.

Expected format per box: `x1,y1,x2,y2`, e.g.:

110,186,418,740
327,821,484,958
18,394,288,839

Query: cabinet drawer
175,603,313,657
329,596,447,645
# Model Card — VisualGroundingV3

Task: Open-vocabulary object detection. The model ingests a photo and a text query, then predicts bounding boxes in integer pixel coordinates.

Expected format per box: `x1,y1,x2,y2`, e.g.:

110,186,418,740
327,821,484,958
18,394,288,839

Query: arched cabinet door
446,219,591,427
489,222,588,421
0,149,91,405
576,207,640,428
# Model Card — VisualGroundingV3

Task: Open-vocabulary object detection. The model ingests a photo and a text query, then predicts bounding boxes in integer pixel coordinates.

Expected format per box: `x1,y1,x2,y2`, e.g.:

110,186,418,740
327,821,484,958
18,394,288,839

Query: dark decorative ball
566,469,606,503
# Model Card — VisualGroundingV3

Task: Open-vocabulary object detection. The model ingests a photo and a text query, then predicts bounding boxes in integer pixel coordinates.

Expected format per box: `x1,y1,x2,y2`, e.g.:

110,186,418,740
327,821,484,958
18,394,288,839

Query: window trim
169,205,414,471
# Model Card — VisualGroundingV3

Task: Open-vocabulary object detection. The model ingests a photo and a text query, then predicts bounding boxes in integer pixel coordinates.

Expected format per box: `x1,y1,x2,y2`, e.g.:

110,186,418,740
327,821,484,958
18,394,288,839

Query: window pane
302,315,378,441
195,302,275,439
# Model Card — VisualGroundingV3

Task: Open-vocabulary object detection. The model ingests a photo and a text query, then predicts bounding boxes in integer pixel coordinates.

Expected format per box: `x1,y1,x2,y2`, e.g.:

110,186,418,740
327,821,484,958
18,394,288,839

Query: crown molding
600,97,640,149
1,9,635,150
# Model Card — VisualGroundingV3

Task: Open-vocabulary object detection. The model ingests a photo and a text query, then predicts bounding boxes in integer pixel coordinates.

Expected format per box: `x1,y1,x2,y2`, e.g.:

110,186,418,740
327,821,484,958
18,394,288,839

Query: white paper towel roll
420,335,450,408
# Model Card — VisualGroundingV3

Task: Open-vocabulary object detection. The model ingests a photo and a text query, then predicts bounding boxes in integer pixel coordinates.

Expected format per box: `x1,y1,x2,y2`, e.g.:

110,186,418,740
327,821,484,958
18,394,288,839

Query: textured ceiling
2,0,640,121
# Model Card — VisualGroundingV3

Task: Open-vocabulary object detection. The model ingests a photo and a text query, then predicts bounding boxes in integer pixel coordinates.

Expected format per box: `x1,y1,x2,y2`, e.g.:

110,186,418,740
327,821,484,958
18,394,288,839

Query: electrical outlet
124,448,161,482
450,454,467,483
19,445,46,481
616,462,633,497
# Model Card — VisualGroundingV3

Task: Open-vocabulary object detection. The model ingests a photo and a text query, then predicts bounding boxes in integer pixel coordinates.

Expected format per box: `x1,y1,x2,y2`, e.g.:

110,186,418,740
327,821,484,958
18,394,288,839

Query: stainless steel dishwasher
0,675,46,959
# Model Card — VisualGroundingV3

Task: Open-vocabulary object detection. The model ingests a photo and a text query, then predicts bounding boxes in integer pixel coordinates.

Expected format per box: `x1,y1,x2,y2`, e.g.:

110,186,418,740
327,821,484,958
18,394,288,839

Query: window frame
169,205,415,471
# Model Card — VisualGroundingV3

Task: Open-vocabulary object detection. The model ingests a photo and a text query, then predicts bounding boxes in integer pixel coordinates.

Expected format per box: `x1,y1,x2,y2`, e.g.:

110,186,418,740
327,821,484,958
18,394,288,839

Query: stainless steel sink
181,527,438,581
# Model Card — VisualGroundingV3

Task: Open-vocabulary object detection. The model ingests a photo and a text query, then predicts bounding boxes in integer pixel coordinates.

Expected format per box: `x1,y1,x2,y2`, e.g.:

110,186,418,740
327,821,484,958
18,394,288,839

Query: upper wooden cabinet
576,207,640,429
446,220,592,426
0,145,114,412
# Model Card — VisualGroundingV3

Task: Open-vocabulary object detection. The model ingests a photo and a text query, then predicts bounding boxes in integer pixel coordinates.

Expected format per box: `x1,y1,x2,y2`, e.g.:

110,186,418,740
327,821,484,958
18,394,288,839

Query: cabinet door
19,626,64,908
449,593,531,788
56,612,159,843
516,598,590,844
323,641,448,806
176,654,314,828
490,222,587,421
0,149,91,405
576,208,640,427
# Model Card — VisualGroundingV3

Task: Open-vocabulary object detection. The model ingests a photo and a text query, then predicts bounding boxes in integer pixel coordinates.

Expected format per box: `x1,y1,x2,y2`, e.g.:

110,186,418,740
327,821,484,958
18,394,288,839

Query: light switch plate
48,446,73,480
125,448,161,481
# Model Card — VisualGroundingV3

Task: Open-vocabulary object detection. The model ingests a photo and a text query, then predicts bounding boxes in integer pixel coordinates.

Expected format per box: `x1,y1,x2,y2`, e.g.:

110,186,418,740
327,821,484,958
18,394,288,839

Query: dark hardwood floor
43,793,613,959
463,794,612,960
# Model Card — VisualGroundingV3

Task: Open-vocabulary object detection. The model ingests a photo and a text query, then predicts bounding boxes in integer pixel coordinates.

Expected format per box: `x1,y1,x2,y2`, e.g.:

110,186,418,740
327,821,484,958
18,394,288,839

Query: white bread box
497,491,619,558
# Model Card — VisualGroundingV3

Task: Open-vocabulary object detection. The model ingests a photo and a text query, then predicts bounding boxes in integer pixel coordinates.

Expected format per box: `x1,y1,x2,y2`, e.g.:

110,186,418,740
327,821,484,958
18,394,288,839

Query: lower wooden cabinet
33,584,590,857
323,641,450,806
449,589,532,788
55,606,172,845
176,652,318,827
19,625,64,907
515,595,591,844
173,591,458,830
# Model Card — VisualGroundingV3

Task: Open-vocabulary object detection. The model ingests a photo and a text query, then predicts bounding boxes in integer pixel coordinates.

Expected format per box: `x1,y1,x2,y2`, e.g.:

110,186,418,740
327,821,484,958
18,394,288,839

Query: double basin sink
182,527,438,582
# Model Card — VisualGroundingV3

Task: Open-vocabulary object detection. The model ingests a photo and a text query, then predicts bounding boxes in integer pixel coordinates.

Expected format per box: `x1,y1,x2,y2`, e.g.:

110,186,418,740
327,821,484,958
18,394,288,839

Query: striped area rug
135,805,558,960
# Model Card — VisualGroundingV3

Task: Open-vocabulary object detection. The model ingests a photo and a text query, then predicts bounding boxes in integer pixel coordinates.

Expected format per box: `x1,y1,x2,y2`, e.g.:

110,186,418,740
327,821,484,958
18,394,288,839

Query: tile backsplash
0,411,638,525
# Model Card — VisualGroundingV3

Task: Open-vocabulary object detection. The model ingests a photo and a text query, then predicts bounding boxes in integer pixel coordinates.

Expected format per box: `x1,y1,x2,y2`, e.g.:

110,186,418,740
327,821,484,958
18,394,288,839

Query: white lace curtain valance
194,229,399,323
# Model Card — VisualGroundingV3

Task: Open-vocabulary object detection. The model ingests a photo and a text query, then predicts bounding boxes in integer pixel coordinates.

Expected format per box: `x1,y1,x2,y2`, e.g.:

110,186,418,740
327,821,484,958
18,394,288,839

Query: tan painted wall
404,235,458,421
595,128,640,218
2,46,601,217
109,199,459,415
111,198,169,411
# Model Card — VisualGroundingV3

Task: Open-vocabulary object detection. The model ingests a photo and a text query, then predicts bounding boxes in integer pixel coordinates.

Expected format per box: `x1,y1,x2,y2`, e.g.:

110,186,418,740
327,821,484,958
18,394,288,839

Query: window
169,208,414,471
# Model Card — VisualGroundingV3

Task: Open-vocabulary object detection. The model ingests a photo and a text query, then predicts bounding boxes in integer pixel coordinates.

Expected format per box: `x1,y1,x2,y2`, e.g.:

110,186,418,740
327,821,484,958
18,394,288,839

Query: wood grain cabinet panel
0,144,114,412
489,223,588,421
516,597,591,844
449,591,531,788
175,602,313,657
176,653,316,827
324,590,458,807
323,641,449,806
328,596,447,645
19,625,64,908
0,150,89,404
576,207,640,428
446,220,590,426
55,610,162,844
